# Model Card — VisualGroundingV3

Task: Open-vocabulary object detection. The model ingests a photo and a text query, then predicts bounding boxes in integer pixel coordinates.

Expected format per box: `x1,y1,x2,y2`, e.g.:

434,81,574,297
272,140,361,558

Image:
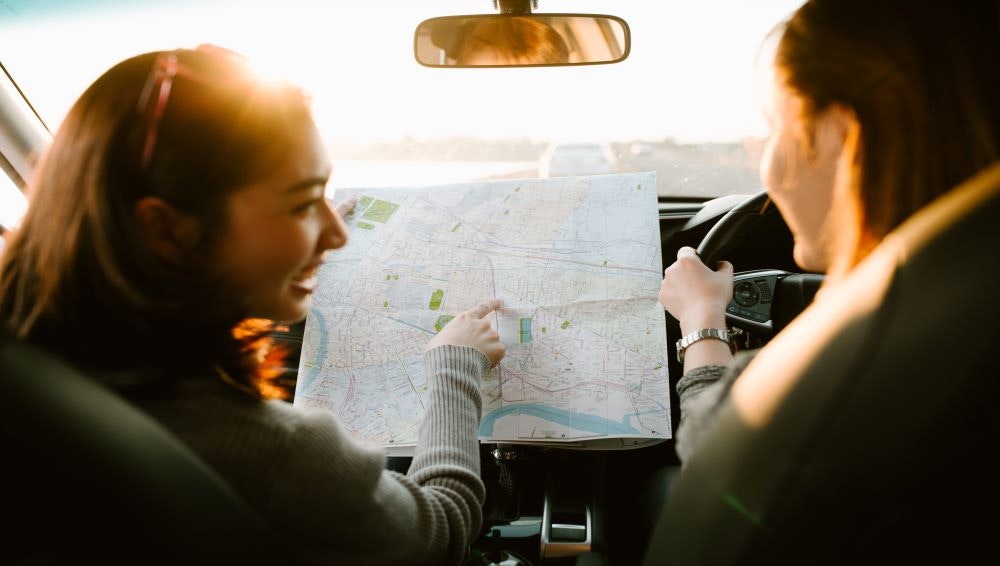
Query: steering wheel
696,189,824,338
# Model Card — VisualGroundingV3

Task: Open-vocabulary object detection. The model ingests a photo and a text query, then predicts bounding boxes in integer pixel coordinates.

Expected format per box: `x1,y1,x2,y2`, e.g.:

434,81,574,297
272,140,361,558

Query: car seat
0,328,290,564
642,162,1000,565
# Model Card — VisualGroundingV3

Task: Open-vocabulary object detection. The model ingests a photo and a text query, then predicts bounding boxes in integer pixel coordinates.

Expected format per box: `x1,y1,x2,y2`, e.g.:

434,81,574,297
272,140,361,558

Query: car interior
1,0,997,564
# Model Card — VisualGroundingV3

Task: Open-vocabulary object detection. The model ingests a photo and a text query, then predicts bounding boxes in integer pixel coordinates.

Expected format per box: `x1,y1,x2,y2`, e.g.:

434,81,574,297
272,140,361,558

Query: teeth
292,273,318,290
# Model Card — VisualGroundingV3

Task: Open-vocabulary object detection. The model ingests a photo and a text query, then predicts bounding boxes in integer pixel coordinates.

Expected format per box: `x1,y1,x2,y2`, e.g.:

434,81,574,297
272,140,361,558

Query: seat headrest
734,160,1000,427
0,330,289,563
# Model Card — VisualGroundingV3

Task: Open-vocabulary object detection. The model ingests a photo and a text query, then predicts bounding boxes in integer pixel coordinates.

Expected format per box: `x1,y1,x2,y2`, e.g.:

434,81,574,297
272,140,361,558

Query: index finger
466,298,502,319
677,246,698,260
334,194,359,216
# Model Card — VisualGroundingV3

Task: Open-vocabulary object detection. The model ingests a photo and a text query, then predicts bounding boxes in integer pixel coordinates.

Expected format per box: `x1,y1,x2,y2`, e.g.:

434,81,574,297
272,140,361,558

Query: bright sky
0,0,802,145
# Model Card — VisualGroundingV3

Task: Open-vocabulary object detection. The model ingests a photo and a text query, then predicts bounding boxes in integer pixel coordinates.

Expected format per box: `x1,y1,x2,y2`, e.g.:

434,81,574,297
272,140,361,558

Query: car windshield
0,0,802,218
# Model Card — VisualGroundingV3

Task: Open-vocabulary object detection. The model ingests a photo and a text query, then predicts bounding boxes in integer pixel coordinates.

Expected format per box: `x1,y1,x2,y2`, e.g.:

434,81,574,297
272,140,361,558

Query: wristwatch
675,328,734,363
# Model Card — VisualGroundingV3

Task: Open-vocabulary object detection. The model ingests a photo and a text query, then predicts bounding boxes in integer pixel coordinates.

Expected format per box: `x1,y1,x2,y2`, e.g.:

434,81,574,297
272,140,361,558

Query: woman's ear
812,103,857,163
133,197,201,264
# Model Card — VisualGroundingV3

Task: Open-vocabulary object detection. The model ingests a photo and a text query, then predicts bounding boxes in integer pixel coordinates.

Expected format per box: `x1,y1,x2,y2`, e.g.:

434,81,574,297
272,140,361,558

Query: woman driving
660,0,1000,462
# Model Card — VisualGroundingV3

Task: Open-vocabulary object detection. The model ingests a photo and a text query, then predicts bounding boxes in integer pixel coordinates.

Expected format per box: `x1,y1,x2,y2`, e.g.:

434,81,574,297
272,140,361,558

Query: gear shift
466,529,532,566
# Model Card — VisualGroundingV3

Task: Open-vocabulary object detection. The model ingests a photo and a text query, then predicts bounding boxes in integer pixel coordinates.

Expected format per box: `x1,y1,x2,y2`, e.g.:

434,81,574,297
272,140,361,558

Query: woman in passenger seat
0,46,503,565
659,0,1000,463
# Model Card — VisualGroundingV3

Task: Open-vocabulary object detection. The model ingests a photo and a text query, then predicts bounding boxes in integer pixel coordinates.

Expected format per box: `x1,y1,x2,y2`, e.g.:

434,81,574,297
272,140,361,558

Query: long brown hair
0,47,314,398
775,0,1000,274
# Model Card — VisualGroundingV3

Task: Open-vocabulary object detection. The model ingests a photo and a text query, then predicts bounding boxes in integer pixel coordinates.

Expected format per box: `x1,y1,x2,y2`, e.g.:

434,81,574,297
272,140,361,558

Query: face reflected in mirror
457,17,568,66
415,14,630,68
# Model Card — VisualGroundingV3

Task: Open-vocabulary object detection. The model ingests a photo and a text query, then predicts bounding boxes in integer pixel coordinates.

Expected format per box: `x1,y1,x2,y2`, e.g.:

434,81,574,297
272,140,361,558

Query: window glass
0,0,803,197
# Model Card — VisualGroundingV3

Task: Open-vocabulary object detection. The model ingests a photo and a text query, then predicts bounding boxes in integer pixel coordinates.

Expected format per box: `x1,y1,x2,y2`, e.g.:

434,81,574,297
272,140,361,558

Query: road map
293,171,671,451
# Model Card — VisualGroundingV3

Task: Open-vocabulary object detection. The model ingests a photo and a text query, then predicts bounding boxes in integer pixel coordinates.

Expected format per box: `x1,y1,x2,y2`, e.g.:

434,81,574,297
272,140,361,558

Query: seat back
643,162,1000,565
0,329,289,564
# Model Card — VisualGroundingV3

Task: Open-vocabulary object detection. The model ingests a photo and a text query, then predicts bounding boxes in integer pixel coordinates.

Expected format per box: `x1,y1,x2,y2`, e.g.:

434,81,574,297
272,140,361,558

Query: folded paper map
294,171,671,453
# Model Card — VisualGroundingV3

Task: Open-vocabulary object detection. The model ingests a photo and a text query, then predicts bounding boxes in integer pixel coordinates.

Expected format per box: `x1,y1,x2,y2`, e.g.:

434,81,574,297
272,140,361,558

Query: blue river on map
297,307,330,395
479,404,642,436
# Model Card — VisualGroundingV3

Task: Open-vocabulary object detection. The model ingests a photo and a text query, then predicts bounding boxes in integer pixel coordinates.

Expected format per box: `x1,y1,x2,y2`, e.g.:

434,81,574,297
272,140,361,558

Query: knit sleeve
675,349,760,464
263,344,487,566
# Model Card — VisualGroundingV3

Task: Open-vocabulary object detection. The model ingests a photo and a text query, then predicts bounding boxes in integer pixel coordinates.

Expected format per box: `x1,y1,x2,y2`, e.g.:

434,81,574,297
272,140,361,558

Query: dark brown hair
775,0,1000,272
0,47,314,398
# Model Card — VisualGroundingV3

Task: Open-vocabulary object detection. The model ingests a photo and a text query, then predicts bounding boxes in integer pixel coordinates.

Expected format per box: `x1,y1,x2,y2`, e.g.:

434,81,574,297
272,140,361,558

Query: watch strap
675,328,732,363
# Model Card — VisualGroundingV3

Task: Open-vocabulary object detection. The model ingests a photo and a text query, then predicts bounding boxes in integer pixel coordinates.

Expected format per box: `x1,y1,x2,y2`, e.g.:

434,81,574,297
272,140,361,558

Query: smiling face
759,78,852,273
210,123,348,322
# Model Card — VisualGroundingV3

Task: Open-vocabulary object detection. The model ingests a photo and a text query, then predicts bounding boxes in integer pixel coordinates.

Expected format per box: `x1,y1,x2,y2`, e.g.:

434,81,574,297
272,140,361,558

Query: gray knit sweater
136,344,488,565
674,349,760,464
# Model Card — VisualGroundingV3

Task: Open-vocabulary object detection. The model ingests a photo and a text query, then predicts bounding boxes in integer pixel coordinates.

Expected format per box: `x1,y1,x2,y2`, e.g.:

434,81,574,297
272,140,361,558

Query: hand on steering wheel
690,189,823,338
659,246,733,334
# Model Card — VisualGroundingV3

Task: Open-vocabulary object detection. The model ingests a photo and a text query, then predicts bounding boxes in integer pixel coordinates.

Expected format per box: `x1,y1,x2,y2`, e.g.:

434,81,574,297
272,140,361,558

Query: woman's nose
318,198,349,252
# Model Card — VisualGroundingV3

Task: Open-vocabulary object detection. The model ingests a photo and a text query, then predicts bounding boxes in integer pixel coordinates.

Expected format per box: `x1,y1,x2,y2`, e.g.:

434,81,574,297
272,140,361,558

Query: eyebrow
283,176,330,193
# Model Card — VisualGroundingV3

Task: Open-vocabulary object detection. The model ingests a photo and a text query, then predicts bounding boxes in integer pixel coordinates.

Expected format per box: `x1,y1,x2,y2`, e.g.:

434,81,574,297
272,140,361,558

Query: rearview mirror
414,14,630,68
